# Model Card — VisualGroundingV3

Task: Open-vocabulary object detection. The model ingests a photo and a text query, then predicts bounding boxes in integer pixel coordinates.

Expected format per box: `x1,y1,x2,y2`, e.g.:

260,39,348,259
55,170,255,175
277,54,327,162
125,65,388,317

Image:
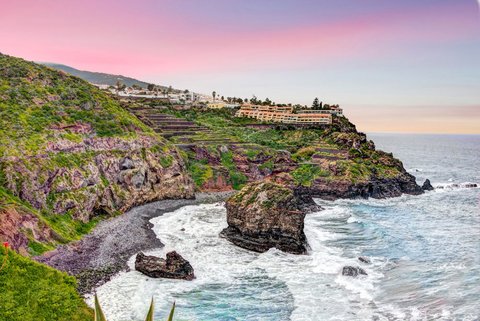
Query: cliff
0,54,194,254
221,179,314,254
151,107,423,198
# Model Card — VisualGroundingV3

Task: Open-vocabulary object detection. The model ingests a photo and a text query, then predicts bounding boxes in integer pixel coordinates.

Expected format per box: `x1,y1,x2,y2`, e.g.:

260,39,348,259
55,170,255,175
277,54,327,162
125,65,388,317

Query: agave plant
94,294,175,321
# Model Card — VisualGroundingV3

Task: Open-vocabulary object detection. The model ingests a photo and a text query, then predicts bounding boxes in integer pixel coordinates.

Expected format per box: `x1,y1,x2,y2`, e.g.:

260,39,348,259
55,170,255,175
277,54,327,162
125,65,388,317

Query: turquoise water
94,134,480,320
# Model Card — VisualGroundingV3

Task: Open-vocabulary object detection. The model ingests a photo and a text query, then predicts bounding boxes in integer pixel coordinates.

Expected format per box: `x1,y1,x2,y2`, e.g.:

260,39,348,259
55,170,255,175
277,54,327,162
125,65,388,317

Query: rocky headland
220,176,321,254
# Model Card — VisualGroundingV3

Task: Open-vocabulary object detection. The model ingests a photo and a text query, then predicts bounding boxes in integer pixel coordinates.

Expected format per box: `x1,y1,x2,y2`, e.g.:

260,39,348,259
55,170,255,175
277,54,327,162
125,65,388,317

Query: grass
291,164,329,186
220,151,247,190
0,248,93,321
187,160,213,188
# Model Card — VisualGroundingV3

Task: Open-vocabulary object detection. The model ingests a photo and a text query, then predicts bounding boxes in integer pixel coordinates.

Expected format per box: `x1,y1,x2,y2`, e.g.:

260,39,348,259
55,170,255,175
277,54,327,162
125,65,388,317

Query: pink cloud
0,1,478,78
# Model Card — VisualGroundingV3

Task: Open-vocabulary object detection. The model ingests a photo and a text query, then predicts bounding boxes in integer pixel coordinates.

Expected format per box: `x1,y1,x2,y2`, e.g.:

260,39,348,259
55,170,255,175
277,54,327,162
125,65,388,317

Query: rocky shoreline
35,191,234,295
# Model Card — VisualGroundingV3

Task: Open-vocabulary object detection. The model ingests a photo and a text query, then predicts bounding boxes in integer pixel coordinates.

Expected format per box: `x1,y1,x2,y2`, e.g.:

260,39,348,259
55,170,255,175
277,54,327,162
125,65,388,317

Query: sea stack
135,251,195,280
220,178,320,254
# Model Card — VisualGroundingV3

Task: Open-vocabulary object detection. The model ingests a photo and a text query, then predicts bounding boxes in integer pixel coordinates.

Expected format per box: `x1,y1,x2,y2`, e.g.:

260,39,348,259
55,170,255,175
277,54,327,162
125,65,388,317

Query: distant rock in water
464,183,478,188
436,182,477,189
358,256,371,264
135,251,194,280
342,266,367,277
220,178,321,254
422,179,434,191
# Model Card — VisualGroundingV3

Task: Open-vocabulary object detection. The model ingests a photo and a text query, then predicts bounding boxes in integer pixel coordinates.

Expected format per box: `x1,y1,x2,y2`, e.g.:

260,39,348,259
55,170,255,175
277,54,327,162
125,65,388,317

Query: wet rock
422,179,434,191
342,266,367,277
135,251,194,280
358,256,371,264
220,179,320,254
464,183,478,188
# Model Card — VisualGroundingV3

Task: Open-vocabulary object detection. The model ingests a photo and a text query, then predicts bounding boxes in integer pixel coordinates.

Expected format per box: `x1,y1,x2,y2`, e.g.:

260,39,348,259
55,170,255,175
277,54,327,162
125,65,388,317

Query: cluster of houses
96,84,343,125
234,104,343,125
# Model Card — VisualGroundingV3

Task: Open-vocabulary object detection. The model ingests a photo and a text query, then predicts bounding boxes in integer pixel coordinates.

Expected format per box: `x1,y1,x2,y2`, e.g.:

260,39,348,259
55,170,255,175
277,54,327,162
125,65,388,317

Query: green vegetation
187,159,213,187
0,54,154,158
291,164,329,186
0,248,93,321
159,155,174,168
220,151,247,190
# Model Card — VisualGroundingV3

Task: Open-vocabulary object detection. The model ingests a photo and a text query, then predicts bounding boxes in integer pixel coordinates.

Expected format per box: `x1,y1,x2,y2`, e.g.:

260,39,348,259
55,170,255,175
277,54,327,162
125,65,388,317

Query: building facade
235,105,333,124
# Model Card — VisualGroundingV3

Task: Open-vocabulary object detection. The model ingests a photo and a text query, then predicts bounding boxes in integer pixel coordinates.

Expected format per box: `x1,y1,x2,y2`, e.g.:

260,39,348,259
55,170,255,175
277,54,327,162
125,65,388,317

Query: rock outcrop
0,53,195,250
342,266,367,277
135,251,194,280
0,201,57,255
309,173,424,200
358,256,371,264
422,179,434,191
220,179,320,254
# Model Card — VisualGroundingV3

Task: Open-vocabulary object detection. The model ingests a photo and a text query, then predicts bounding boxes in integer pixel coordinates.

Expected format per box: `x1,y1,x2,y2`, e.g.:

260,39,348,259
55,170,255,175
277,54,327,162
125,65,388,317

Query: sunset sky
1,0,479,133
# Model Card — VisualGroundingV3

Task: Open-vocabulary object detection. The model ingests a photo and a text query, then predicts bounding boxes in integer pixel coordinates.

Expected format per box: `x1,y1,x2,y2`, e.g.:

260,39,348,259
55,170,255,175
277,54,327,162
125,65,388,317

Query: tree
115,80,123,92
221,95,225,101
147,84,155,91
312,97,320,109
184,89,189,94
212,91,217,101
264,98,272,106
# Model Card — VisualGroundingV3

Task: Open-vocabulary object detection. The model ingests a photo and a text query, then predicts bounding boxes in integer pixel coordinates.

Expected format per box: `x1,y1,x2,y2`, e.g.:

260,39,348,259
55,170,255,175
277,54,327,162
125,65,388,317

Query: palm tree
212,91,217,101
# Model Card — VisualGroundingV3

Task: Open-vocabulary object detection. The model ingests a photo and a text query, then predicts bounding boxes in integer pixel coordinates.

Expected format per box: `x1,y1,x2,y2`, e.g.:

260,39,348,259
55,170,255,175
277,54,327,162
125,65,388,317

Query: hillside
42,63,160,89
0,54,194,254
126,100,424,199
0,247,92,321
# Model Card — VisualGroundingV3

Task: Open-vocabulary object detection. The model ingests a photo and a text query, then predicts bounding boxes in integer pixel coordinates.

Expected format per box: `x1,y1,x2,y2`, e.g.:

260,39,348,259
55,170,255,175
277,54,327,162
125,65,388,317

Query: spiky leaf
94,294,108,321
145,298,154,321
166,302,175,321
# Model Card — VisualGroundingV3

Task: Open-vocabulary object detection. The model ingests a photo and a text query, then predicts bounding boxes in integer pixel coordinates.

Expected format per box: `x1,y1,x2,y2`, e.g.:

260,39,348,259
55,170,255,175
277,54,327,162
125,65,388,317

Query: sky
1,0,479,134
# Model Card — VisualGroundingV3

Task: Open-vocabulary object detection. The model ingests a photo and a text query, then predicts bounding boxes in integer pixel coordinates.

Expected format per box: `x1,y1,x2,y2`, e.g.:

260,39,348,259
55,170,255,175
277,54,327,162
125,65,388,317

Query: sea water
93,134,480,320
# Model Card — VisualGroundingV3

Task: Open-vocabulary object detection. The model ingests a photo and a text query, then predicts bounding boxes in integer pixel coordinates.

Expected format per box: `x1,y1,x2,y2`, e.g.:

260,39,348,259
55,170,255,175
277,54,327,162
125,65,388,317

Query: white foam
91,202,382,320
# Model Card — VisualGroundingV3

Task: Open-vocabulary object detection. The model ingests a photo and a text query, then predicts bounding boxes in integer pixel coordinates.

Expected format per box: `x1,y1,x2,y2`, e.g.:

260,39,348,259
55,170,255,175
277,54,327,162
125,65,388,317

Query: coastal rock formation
358,256,371,264
220,179,320,254
422,179,434,191
342,266,367,277
309,174,424,200
135,251,195,280
0,202,57,255
0,53,195,250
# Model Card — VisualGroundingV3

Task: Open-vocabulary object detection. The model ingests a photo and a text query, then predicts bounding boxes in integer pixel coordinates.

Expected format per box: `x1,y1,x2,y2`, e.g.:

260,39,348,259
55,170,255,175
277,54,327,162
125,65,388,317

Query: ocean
92,134,480,321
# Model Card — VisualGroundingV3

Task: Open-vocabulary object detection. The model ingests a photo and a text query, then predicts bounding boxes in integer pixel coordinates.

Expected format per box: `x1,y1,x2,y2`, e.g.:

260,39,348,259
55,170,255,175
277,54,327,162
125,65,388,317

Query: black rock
422,179,434,191
358,256,371,264
464,183,478,188
135,251,194,280
342,266,367,277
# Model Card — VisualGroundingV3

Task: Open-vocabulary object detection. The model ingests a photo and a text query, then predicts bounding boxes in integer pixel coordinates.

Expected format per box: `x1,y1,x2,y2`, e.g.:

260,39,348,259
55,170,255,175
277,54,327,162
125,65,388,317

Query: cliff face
221,180,313,254
167,108,423,199
0,54,194,253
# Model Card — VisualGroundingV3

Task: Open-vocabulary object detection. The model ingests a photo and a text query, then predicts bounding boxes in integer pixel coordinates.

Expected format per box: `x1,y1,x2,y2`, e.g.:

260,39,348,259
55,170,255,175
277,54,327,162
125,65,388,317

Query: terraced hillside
124,102,424,198
127,106,238,146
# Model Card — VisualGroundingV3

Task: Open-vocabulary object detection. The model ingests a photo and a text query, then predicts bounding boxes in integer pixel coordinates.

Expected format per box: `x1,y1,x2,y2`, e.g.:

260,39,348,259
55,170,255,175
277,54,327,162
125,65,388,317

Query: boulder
422,179,434,191
464,183,478,188
358,256,371,264
342,266,367,277
220,179,321,254
135,251,194,280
